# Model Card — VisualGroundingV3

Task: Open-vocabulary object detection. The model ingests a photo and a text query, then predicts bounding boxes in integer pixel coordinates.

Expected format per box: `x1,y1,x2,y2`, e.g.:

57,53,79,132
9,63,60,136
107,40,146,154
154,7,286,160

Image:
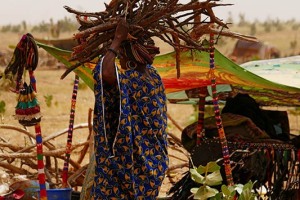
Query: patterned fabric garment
91,59,169,200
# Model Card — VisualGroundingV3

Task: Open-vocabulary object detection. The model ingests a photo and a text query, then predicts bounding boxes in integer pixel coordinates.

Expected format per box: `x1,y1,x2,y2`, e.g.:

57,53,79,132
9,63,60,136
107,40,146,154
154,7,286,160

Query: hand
114,18,129,42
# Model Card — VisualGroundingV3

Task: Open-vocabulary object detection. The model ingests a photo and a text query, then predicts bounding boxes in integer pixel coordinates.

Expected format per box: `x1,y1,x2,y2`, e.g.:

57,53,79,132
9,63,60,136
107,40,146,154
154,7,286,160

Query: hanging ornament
4,33,48,200
14,79,42,126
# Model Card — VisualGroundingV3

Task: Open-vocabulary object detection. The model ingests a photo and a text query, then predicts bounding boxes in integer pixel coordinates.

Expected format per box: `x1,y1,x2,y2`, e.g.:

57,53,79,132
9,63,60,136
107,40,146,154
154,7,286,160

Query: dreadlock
120,36,160,65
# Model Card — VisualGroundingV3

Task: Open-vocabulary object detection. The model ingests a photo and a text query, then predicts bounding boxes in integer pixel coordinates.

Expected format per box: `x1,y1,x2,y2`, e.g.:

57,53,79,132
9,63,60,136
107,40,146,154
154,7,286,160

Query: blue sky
0,0,299,25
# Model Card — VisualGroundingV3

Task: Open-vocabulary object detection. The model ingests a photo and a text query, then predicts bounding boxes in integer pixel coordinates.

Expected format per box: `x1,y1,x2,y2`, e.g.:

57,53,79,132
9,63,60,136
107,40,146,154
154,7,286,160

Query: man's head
119,35,160,68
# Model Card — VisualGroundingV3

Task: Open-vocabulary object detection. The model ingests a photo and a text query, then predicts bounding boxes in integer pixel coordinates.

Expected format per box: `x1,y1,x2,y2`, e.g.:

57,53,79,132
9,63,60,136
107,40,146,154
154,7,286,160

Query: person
90,18,169,199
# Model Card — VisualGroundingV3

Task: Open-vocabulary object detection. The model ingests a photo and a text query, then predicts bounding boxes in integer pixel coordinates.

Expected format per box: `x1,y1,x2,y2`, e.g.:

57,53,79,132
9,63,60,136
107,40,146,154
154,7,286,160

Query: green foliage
191,186,220,200
77,81,88,90
0,100,5,123
57,17,78,32
263,22,272,33
273,19,284,31
0,100,6,114
238,14,246,26
238,181,257,200
1,24,21,33
290,40,297,50
31,21,50,32
30,17,78,33
190,161,223,199
21,21,27,32
291,23,300,31
220,185,236,200
226,12,234,24
44,94,53,107
190,161,257,200
249,23,256,36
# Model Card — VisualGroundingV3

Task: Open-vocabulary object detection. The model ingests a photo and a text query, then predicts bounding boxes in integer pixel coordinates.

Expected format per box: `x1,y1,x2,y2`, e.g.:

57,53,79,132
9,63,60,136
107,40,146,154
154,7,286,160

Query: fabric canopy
36,42,300,107
240,56,300,89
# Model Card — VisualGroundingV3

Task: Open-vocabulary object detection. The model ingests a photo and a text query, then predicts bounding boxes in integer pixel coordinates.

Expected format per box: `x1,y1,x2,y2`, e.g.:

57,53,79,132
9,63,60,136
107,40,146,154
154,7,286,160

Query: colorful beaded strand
62,75,79,188
35,122,48,200
209,25,234,186
30,63,48,199
29,70,36,90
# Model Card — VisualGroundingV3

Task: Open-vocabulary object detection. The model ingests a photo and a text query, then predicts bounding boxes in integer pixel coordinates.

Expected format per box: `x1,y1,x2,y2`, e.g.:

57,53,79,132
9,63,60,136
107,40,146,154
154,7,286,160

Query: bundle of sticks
61,0,256,79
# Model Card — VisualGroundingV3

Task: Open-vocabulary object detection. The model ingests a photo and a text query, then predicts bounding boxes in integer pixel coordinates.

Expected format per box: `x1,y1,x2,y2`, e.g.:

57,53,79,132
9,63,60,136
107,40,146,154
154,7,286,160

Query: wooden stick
77,108,93,164
0,141,89,159
0,162,30,175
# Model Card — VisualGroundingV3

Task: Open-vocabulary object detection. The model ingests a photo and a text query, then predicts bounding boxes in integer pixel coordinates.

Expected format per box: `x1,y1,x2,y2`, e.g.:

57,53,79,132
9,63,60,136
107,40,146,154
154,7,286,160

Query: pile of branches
61,0,256,79
0,123,91,188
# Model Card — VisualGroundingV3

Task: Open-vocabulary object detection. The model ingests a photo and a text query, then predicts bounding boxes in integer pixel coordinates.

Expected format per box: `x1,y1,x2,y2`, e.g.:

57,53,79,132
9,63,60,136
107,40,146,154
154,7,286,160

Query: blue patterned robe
91,59,169,199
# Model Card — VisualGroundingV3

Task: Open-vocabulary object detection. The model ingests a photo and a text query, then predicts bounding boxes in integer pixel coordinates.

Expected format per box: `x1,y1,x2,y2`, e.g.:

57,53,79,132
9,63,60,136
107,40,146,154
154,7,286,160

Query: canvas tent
229,39,281,64
240,55,300,88
36,42,300,107
36,41,300,200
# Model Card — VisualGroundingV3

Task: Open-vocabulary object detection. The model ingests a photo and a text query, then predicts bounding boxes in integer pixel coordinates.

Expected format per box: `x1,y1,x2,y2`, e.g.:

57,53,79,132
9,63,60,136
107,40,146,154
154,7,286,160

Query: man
89,18,169,200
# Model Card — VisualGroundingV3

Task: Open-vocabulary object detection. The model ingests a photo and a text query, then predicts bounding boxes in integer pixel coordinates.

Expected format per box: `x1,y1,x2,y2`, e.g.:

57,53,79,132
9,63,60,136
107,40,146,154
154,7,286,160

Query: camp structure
37,40,300,199
229,39,281,64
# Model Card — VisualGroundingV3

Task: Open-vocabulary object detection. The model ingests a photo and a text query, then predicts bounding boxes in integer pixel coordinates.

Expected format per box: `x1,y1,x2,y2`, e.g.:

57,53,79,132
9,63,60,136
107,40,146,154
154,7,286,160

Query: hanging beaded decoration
15,71,42,126
4,33,48,200
208,25,234,186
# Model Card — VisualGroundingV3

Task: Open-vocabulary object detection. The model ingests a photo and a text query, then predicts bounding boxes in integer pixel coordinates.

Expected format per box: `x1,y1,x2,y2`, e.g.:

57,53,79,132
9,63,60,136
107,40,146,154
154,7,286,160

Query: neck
135,64,147,72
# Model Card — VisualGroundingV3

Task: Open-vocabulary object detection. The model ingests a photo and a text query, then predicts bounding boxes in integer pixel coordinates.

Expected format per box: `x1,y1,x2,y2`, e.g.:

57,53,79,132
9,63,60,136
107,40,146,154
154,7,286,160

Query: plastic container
37,188,72,200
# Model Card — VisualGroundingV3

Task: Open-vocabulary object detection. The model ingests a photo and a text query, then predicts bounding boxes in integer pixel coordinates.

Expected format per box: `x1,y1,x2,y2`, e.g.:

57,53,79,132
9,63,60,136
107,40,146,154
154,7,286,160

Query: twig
76,109,93,164
67,164,88,187
0,141,89,159
0,162,30,175
59,0,256,78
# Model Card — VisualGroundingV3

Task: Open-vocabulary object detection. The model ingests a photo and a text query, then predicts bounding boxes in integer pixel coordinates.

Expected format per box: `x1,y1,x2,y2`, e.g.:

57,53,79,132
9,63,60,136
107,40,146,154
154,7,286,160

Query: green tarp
37,42,300,107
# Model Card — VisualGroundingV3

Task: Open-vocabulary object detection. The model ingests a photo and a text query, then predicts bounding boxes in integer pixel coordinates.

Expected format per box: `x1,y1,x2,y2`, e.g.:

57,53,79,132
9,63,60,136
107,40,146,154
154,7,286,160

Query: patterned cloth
90,59,169,200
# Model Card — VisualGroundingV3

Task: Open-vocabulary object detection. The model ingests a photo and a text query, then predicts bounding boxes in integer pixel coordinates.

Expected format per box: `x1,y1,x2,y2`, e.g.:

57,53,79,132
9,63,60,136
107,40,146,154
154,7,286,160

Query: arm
102,18,129,85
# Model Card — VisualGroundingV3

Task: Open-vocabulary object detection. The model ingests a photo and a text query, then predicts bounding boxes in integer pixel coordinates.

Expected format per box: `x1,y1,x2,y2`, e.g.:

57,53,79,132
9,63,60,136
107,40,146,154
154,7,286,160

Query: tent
36,42,300,107
240,55,300,88
36,42,300,199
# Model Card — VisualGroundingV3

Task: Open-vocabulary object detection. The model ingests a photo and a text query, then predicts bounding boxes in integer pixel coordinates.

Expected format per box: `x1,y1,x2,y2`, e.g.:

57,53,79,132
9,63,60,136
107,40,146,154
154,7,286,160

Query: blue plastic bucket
37,188,72,200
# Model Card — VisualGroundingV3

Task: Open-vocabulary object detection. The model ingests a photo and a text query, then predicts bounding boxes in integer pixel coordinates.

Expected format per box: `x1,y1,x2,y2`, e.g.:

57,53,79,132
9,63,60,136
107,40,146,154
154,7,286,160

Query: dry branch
0,162,30,175
0,142,23,152
0,124,56,151
0,141,89,159
0,123,91,187
1,123,89,155
0,124,37,139
67,164,88,187
76,108,93,164
61,0,256,79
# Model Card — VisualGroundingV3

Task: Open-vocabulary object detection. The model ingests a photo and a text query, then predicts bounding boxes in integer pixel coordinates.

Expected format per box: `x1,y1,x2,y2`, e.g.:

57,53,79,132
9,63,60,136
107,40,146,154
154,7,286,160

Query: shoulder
147,64,161,78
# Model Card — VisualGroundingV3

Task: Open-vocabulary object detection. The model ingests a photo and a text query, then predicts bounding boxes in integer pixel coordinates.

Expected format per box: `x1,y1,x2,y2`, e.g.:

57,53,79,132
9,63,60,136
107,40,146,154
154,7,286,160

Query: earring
126,61,137,70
